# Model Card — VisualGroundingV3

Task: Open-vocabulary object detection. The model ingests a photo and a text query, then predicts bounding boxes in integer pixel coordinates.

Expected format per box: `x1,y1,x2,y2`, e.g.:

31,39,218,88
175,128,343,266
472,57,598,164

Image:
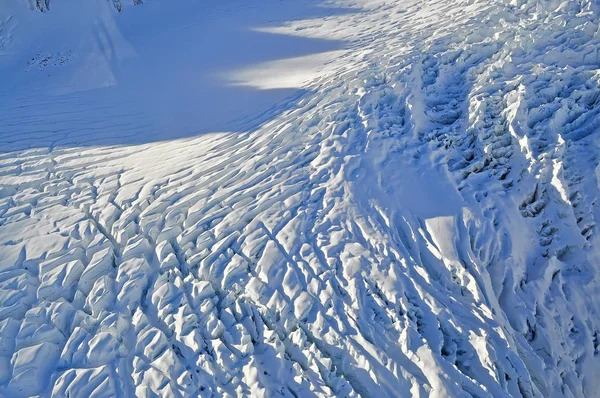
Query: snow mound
1,0,600,397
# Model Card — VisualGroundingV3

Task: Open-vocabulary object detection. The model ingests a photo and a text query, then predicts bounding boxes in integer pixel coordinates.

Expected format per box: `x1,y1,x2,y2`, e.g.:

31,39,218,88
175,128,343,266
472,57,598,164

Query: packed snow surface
1,0,600,396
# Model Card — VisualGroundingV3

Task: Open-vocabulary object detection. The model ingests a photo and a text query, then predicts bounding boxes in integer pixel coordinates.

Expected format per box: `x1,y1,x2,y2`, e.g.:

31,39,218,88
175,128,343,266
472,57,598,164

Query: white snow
1,0,600,397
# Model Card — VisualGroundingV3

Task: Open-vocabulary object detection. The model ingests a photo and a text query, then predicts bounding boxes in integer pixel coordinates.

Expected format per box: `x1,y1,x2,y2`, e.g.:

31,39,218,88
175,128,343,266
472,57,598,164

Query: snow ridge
1,0,600,397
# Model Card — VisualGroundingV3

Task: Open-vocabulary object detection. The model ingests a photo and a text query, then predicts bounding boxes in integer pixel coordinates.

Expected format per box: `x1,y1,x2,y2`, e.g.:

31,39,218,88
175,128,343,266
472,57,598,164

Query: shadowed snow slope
1,0,600,397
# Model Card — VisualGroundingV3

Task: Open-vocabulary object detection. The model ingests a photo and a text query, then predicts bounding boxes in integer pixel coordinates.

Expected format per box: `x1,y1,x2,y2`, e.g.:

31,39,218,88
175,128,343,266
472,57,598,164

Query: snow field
0,0,600,396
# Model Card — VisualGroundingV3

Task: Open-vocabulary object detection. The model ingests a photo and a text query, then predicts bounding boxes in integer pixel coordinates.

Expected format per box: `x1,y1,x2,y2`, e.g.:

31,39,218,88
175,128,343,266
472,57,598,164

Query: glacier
0,0,600,396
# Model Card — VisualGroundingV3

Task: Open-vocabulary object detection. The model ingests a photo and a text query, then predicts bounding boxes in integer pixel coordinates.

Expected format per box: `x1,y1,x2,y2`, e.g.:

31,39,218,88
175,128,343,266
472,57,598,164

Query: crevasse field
1,0,600,396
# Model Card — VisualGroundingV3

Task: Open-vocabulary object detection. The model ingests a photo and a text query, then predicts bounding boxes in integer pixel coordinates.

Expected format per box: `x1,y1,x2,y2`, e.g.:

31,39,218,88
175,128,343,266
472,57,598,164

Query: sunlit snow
1,0,600,397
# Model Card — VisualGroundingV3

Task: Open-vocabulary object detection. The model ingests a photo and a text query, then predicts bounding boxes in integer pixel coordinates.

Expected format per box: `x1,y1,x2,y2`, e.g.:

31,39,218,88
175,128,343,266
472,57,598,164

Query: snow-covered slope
1,0,600,396
20,0,139,13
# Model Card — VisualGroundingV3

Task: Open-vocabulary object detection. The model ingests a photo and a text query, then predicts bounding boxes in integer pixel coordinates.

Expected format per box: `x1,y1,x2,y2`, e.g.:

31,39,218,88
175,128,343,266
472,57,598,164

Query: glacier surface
1,0,600,397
